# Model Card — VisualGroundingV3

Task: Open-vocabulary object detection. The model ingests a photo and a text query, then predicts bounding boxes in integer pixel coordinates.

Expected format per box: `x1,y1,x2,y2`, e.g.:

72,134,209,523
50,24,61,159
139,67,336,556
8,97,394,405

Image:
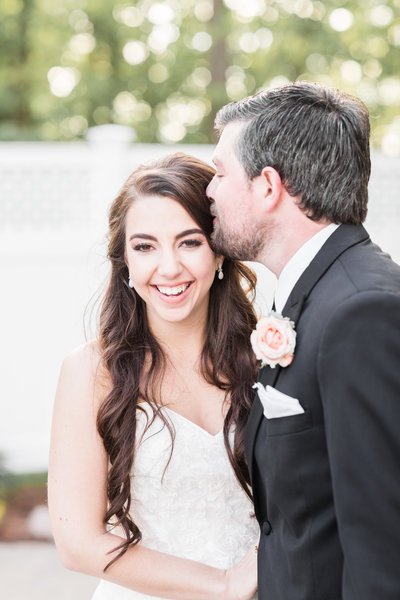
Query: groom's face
207,122,265,261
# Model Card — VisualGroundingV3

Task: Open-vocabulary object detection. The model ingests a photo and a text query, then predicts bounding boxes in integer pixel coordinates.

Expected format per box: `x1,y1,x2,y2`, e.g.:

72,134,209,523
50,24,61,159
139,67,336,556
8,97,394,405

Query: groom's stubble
211,217,266,262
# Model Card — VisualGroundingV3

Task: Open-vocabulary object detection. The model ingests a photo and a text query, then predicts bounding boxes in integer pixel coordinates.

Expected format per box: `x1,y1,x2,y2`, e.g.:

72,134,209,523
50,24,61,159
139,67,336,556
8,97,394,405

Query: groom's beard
211,220,265,262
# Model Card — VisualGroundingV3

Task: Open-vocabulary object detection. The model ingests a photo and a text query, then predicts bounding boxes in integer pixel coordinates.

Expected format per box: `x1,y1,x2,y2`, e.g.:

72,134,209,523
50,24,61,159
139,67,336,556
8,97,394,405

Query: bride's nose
157,249,183,278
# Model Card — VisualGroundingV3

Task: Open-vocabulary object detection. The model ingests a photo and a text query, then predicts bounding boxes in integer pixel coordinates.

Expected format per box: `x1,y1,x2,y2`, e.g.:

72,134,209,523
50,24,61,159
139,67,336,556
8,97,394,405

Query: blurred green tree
0,0,399,154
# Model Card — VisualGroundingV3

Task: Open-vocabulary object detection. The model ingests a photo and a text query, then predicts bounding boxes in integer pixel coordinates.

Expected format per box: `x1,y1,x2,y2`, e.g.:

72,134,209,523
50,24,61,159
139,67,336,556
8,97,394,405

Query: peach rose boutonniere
250,311,296,369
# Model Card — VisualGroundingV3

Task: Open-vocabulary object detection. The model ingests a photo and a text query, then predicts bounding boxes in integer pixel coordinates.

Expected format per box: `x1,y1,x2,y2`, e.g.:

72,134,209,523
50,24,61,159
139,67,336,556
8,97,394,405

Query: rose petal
251,312,296,368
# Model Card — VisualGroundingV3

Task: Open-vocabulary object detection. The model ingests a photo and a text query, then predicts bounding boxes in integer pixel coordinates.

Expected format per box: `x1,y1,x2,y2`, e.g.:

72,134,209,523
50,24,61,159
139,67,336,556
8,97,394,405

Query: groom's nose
206,177,215,200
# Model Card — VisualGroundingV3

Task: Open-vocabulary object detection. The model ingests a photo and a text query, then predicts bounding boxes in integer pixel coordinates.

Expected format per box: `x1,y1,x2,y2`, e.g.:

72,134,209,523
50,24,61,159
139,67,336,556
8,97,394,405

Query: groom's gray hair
215,81,371,225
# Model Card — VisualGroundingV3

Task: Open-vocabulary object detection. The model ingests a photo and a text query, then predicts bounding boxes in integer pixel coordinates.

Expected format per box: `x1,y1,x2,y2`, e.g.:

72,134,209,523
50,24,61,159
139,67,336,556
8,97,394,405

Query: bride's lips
151,281,193,304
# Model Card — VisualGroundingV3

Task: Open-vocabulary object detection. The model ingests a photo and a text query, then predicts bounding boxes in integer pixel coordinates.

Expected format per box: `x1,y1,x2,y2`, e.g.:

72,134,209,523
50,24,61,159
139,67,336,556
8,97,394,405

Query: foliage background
1,0,399,153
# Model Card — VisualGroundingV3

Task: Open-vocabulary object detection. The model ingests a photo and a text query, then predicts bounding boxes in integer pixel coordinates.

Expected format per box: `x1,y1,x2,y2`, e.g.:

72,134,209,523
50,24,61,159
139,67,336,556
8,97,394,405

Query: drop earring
217,264,224,280
128,276,134,288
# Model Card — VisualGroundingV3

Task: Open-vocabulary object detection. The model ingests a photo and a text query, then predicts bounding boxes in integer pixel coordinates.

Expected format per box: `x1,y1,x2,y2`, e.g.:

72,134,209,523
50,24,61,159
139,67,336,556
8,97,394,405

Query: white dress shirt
274,223,340,314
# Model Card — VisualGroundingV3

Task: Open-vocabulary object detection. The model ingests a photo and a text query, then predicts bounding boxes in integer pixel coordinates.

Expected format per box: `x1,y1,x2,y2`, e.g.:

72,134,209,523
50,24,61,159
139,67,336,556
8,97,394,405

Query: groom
207,82,400,600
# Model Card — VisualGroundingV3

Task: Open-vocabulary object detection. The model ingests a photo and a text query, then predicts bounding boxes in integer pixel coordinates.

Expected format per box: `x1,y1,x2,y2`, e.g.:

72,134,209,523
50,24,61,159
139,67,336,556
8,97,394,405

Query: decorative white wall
0,128,398,472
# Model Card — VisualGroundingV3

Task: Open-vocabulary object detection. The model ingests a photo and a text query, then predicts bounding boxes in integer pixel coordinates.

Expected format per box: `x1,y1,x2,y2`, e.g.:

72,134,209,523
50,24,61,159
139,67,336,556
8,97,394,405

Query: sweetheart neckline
138,402,224,438
162,406,224,438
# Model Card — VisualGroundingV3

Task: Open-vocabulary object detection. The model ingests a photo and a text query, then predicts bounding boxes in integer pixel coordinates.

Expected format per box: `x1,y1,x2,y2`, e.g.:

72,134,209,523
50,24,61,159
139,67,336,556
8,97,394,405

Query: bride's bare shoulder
60,340,110,400
62,339,101,370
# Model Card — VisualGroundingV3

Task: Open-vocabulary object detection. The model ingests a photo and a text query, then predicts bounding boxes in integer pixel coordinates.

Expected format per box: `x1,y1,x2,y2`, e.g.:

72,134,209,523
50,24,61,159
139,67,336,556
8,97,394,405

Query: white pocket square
253,383,305,419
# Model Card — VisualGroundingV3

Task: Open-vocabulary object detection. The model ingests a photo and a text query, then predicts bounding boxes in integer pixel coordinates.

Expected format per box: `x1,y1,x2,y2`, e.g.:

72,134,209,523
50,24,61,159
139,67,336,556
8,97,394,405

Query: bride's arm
48,343,256,600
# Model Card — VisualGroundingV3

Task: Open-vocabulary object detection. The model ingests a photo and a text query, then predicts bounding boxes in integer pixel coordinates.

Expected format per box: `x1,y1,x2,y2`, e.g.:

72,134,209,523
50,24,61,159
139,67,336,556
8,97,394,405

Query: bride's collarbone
161,372,228,434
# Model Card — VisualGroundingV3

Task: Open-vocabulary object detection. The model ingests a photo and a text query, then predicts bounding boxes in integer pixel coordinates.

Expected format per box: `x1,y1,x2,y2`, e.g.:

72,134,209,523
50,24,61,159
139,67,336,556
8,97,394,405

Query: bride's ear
215,255,224,268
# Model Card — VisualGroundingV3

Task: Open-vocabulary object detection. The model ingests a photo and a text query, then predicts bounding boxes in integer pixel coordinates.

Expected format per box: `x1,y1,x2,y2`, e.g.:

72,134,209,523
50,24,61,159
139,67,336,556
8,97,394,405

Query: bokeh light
47,67,80,98
148,24,180,53
148,3,175,25
1,0,399,154
194,1,214,22
68,33,96,56
224,0,265,20
340,60,363,84
148,63,169,83
191,31,213,52
378,78,400,106
113,5,144,27
69,10,93,33
122,40,148,65
329,8,354,32
369,5,394,28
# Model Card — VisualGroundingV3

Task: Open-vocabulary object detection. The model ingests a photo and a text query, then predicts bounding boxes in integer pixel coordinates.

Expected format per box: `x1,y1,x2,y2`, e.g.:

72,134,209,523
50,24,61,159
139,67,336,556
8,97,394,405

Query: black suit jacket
245,224,400,600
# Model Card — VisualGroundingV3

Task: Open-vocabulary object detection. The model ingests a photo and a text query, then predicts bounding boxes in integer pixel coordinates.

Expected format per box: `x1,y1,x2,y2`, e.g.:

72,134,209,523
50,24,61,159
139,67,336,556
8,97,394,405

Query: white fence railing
0,127,399,472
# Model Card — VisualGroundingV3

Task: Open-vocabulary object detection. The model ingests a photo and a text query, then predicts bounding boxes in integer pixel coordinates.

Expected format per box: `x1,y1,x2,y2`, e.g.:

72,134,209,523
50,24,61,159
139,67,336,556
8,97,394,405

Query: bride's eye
181,239,203,248
133,243,153,252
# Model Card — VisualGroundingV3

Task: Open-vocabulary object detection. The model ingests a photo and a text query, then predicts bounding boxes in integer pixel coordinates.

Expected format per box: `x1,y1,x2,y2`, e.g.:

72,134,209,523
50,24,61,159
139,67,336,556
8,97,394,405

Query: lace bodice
92,403,259,599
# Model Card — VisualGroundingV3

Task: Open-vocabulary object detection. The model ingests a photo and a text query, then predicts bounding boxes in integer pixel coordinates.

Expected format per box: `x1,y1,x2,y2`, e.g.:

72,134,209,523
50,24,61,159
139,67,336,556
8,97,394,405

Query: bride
48,152,259,599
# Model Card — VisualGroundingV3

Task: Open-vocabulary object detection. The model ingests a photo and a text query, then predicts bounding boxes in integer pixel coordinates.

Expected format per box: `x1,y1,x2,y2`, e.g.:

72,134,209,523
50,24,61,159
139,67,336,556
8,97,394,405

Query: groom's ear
258,166,283,212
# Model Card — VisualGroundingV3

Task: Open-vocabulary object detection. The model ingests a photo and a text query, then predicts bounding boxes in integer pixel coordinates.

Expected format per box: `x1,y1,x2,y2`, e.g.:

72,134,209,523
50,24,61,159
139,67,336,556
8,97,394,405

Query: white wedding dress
92,402,259,599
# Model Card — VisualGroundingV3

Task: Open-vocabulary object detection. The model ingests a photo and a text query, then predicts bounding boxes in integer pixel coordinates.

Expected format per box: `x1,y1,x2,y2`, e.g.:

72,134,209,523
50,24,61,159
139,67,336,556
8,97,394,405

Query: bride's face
125,194,220,329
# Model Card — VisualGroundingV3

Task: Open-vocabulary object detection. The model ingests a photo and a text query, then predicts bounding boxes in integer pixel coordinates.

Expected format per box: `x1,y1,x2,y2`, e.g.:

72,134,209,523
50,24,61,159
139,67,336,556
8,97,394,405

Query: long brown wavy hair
97,152,258,568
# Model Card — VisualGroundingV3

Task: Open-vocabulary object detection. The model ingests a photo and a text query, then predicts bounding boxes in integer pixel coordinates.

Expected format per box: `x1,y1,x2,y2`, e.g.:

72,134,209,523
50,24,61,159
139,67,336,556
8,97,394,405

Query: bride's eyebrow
129,228,204,242
175,228,204,240
129,233,156,242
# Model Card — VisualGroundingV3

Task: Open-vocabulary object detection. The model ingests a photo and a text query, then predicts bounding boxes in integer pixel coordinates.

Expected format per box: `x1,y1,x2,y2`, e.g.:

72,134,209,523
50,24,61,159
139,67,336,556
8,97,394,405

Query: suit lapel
245,224,370,485
283,223,369,317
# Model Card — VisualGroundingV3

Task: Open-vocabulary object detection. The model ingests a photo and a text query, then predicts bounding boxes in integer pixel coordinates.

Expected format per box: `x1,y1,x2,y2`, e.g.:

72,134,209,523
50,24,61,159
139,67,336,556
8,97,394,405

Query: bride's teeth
156,283,190,296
